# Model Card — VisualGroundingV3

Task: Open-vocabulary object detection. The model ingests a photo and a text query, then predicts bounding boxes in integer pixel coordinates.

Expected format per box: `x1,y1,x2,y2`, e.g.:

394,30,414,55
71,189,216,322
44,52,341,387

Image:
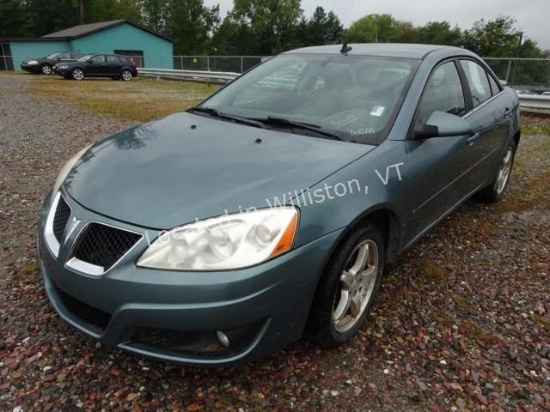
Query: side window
93,55,106,63
107,55,120,63
417,61,466,125
460,60,492,107
487,74,502,96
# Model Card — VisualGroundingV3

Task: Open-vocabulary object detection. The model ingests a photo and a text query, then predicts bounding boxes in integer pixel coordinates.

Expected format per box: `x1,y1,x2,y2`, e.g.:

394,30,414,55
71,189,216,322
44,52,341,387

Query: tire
71,68,84,81
477,141,516,203
121,69,133,81
40,64,52,75
306,223,385,348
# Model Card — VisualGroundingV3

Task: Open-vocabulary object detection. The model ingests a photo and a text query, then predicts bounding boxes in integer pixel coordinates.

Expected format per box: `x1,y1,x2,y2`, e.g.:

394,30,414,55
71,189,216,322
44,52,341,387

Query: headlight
52,145,92,194
26,60,38,65
138,207,299,271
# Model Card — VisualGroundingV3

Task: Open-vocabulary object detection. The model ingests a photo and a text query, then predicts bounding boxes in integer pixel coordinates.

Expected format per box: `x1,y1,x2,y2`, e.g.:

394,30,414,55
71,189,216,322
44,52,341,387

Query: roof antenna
340,41,352,56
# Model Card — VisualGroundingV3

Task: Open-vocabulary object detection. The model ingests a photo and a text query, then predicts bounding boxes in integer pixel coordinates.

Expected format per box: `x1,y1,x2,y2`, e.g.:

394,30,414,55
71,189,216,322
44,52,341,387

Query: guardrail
517,93,550,115
138,68,239,83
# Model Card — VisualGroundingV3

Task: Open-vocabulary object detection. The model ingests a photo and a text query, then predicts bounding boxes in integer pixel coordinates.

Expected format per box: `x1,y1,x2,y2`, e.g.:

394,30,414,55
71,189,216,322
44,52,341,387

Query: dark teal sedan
38,44,520,366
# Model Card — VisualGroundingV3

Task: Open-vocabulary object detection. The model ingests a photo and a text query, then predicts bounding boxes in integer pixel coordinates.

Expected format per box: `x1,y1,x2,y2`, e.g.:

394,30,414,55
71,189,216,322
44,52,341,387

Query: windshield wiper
188,107,267,129
258,116,342,141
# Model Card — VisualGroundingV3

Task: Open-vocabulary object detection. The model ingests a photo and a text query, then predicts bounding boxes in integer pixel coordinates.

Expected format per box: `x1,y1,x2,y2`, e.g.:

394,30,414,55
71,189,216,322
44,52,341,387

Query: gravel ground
1,74,549,411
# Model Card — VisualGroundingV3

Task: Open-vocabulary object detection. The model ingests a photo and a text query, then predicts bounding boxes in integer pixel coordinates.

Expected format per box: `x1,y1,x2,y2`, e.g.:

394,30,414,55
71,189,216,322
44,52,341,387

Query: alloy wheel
72,69,84,81
496,147,513,194
332,240,379,333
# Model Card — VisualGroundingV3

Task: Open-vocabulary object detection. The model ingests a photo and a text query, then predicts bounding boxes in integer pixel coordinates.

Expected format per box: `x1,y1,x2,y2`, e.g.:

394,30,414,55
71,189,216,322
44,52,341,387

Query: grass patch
522,124,550,136
460,319,500,346
417,261,449,283
454,296,471,311
28,75,219,122
15,262,39,278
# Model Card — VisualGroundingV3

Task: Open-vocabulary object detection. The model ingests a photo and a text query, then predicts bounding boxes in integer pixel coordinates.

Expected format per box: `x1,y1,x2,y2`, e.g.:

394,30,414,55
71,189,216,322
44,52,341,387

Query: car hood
65,112,375,229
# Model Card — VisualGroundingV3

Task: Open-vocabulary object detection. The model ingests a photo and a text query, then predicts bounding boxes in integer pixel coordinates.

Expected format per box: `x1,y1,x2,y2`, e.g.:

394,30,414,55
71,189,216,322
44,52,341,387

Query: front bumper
21,64,41,73
38,191,342,366
53,67,70,77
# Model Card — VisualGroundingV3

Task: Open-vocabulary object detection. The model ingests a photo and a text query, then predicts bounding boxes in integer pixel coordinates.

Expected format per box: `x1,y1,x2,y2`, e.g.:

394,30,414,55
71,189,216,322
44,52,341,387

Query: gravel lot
1,73,549,411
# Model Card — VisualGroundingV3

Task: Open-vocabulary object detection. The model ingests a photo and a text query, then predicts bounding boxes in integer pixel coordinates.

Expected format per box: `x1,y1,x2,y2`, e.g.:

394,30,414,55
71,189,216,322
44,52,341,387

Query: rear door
106,55,123,75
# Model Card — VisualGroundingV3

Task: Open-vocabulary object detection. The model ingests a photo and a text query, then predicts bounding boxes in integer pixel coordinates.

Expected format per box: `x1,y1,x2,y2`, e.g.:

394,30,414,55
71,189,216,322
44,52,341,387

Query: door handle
467,133,480,146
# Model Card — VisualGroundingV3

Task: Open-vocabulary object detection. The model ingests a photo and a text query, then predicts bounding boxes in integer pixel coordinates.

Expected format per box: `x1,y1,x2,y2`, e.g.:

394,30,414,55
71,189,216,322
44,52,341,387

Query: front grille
71,223,141,271
52,281,111,333
53,196,71,242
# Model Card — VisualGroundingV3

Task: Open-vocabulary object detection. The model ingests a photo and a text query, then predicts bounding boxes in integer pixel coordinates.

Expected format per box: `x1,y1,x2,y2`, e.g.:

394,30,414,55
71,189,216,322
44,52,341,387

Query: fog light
216,331,230,348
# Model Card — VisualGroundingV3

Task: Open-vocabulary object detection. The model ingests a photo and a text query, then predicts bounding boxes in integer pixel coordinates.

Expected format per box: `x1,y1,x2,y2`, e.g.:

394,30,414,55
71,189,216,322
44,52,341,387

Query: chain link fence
484,58,550,90
172,56,266,73
2,53,549,90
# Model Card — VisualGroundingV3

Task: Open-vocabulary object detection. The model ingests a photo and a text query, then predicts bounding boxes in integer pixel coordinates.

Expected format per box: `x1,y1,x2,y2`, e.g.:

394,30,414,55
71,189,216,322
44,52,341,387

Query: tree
346,14,405,43
301,7,343,46
84,0,142,24
137,0,171,34
168,0,220,55
462,16,523,57
0,0,32,37
232,0,303,54
25,0,78,35
210,15,258,55
416,21,462,46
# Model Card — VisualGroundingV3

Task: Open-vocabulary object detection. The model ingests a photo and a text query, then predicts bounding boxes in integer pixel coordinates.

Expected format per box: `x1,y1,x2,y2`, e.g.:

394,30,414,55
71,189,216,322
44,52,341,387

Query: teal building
1,20,173,71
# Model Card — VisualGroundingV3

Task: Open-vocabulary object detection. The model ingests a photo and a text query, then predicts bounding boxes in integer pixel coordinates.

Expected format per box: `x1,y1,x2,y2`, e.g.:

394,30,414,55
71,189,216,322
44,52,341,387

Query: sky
203,0,550,51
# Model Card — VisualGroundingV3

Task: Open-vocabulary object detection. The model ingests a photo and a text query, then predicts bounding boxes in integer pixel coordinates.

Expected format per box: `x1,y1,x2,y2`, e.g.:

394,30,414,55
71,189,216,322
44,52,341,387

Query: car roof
284,43,471,60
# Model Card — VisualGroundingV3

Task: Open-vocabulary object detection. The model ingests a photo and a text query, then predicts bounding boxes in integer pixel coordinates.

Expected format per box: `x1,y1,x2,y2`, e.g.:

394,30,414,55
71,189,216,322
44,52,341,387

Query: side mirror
413,111,472,139
88,60,94,64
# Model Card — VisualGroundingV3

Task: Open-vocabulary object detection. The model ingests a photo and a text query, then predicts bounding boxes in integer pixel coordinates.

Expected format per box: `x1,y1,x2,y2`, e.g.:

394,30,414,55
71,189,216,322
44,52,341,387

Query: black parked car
53,54,138,81
21,52,83,75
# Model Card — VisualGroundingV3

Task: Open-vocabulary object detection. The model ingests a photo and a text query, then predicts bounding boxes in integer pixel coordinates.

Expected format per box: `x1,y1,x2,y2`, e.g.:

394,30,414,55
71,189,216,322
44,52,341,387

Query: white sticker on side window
370,106,385,117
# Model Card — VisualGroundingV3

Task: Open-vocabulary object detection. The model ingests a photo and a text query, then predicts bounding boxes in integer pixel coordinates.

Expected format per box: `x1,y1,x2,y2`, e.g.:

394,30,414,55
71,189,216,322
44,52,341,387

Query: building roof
42,20,172,42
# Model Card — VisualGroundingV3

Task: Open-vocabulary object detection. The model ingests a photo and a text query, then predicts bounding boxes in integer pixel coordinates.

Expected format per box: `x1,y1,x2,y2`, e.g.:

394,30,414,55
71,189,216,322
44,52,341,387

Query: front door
401,60,474,245
86,55,107,76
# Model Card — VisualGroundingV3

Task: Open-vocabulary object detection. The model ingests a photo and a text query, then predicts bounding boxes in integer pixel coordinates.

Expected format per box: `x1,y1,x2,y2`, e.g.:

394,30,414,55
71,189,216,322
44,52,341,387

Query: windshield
199,53,419,144
78,54,94,62
45,52,60,59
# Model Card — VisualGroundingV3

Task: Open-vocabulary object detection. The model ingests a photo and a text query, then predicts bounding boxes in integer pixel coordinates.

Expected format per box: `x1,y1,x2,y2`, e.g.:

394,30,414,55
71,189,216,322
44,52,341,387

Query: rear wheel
40,64,52,75
477,141,516,202
306,223,384,348
121,69,133,81
71,68,84,81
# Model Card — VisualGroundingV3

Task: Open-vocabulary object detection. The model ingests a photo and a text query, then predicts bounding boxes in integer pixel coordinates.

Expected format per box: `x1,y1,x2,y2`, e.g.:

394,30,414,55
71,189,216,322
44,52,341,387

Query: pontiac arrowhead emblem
65,216,81,242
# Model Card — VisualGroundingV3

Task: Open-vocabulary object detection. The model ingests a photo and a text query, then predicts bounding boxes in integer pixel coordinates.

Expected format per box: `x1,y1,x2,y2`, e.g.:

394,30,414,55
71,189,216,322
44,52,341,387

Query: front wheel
71,68,84,81
121,69,133,81
306,223,385,348
477,141,516,202
40,64,52,75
